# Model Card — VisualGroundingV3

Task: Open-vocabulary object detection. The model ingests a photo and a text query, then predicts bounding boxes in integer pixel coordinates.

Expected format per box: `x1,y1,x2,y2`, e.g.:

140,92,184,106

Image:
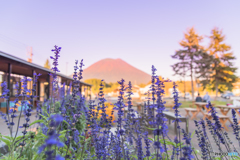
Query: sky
0,0,240,81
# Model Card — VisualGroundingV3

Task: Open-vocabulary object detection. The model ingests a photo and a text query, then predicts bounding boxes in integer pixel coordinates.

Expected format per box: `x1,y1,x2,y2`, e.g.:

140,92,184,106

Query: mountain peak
101,58,122,61
81,58,151,85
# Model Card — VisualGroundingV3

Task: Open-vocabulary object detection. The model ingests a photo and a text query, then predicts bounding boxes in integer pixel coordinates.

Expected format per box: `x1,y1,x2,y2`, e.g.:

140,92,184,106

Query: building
0,50,92,112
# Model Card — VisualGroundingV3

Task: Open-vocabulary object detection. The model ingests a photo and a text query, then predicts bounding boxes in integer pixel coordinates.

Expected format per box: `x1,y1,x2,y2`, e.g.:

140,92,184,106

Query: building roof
0,50,92,87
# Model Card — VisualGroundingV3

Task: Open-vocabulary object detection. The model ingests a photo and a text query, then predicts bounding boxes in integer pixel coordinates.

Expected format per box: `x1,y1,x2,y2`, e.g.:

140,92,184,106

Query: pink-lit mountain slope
80,58,151,85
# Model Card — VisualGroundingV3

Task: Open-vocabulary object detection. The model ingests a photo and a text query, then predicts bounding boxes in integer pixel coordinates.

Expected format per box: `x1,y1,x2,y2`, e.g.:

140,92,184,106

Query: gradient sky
0,1,239,81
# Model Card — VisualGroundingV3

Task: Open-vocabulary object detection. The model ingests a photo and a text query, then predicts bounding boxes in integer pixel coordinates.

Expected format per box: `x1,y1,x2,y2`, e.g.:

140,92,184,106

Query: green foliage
172,27,239,97
138,83,147,88
0,96,90,160
84,78,119,93
139,81,151,88
179,100,227,108
171,27,206,99
198,28,238,95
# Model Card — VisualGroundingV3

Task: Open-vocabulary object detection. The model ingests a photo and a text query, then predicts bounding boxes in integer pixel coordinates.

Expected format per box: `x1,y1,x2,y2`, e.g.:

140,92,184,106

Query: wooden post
37,81,40,100
7,63,12,114
66,80,68,96
32,70,35,107
47,73,50,99
79,83,82,94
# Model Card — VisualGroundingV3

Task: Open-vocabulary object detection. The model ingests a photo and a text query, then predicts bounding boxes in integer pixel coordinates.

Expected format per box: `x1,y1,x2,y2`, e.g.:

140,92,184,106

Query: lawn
163,99,231,108
178,100,229,108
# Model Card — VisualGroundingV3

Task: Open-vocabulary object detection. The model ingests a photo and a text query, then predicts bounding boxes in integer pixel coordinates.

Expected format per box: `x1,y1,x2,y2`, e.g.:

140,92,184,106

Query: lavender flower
0,81,10,128
73,129,80,145
172,82,182,158
0,81,9,99
38,114,64,160
171,137,179,160
113,79,126,159
78,59,84,81
206,118,222,153
136,134,143,160
172,82,181,123
124,81,135,147
231,109,240,147
181,129,194,160
114,79,126,137
148,65,157,126
208,103,225,145
20,76,32,97
155,77,168,148
50,46,61,113
19,73,41,148
50,45,61,73
195,119,212,159
9,83,20,131
98,80,108,127
143,131,151,158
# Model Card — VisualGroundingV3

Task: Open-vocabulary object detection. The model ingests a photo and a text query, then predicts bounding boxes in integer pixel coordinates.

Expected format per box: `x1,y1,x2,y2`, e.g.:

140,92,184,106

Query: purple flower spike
51,45,61,73
38,114,64,159
0,81,9,98
78,59,84,81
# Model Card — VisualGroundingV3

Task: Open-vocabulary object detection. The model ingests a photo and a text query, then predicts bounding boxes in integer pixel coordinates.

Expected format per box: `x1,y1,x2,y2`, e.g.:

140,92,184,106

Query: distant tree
146,81,152,86
84,79,106,93
198,28,238,98
171,27,205,99
139,83,147,88
84,79,119,94
195,49,213,91
44,59,51,69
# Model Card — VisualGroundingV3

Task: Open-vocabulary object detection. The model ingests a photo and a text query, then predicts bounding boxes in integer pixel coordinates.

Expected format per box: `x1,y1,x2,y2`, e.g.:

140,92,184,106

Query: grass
164,100,230,108
105,97,231,109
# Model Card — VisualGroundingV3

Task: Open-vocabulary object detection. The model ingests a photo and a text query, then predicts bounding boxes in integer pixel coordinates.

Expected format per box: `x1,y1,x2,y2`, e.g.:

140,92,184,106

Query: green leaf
90,146,95,155
191,130,195,139
79,135,85,139
131,155,138,159
148,137,154,141
0,137,11,149
145,127,156,131
3,135,12,141
44,110,50,117
63,120,70,126
59,130,69,135
163,140,175,146
14,136,30,148
37,133,47,138
177,143,184,147
30,119,45,126
39,114,48,121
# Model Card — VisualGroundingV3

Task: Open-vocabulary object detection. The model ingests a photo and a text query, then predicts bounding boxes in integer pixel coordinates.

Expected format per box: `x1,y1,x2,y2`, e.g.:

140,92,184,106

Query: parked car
184,92,191,99
221,92,234,99
170,91,182,98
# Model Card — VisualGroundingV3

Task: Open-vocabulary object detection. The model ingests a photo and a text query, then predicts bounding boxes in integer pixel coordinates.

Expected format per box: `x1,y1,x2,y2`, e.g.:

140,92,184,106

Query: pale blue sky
0,1,239,81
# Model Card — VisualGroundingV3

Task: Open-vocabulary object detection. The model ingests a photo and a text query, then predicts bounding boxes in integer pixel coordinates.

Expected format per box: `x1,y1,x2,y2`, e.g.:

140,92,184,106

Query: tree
44,59,51,69
84,79,106,93
84,79,120,94
171,27,204,99
199,28,238,98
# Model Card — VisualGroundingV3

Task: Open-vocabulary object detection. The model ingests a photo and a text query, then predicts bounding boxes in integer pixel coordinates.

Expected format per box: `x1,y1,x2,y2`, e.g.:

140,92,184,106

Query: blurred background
0,0,240,105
